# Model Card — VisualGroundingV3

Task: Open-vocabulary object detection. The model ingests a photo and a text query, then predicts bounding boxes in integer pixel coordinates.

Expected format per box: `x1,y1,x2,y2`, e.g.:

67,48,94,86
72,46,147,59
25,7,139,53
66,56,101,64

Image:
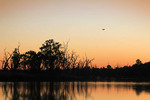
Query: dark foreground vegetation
1,39,150,81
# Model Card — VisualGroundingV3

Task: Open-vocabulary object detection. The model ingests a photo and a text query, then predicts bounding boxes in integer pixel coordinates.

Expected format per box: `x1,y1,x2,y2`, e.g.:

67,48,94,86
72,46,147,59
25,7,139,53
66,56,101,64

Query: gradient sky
0,0,150,68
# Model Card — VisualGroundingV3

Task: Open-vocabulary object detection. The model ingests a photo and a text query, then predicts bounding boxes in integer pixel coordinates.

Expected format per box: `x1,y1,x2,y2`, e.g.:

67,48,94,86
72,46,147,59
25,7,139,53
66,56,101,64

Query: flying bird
102,29,105,30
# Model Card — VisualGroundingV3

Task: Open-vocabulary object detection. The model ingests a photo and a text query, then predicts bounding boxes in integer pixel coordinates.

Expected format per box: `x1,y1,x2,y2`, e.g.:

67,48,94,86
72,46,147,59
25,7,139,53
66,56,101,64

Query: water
0,82,150,100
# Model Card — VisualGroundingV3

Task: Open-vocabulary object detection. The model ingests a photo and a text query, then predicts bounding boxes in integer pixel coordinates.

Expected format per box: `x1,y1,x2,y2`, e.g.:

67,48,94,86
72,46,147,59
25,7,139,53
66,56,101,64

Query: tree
2,49,12,70
65,51,79,69
107,65,112,69
24,50,42,71
11,48,20,70
136,59,142,65
40,39,65,70
85,56,94,68
20,54,27,70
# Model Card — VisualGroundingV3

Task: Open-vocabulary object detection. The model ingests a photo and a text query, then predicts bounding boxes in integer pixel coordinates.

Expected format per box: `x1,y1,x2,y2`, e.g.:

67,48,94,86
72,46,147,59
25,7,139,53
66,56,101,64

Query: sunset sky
0,0,150,68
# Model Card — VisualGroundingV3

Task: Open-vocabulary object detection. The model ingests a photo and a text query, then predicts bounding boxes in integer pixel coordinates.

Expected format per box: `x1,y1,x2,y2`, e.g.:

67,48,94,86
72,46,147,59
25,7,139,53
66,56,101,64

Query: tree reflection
99,83,150,96
2,82,150,100
2,82,91,100
133,85,150,95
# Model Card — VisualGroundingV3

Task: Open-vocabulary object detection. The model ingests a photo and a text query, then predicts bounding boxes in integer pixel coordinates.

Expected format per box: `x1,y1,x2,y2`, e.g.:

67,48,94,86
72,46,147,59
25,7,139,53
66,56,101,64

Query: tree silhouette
19,54,27,70
107,65,112,69
25,50,42,71
40,39,65,70
2,49,12,70
136,59,142,65
11,48,20,70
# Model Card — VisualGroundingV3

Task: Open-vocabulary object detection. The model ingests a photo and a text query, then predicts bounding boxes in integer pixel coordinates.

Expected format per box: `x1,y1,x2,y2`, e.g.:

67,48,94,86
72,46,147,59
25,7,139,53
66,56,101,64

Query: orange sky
0,0,150,68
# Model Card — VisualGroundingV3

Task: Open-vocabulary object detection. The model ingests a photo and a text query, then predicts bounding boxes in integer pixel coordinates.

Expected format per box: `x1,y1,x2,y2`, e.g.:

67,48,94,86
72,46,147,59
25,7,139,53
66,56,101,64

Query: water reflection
1,82,91,100
1,82,150,100
99,82,150,96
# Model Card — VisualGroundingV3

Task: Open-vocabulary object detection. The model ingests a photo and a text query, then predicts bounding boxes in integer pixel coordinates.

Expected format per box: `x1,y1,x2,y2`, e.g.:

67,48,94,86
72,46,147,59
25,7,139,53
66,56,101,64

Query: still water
0,82,150,100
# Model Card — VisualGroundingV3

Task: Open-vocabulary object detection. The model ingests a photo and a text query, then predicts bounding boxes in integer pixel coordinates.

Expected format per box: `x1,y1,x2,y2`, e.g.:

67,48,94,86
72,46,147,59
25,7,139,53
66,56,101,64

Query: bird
102,29,105,30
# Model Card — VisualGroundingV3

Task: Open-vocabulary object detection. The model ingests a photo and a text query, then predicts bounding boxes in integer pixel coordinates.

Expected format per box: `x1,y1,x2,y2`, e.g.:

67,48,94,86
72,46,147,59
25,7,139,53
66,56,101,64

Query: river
0,81,150,100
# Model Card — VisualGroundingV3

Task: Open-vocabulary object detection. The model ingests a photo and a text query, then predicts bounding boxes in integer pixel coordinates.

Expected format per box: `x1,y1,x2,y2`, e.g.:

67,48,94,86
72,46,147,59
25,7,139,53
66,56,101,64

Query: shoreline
0,70,150,82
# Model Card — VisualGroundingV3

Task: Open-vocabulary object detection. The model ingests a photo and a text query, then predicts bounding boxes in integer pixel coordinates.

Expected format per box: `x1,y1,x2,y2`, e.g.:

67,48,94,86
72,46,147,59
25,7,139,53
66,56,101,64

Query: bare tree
84,55,94,68
2,49,12,70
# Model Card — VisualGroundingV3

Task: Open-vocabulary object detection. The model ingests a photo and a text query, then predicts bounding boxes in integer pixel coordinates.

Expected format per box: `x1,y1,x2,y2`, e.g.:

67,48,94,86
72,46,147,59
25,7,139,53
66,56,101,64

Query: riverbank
0,70,150,82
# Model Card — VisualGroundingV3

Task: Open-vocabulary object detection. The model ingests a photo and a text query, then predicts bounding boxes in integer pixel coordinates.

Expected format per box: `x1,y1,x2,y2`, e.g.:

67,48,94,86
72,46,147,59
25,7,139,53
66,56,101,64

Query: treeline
1,39,150,81
1,39,94,71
